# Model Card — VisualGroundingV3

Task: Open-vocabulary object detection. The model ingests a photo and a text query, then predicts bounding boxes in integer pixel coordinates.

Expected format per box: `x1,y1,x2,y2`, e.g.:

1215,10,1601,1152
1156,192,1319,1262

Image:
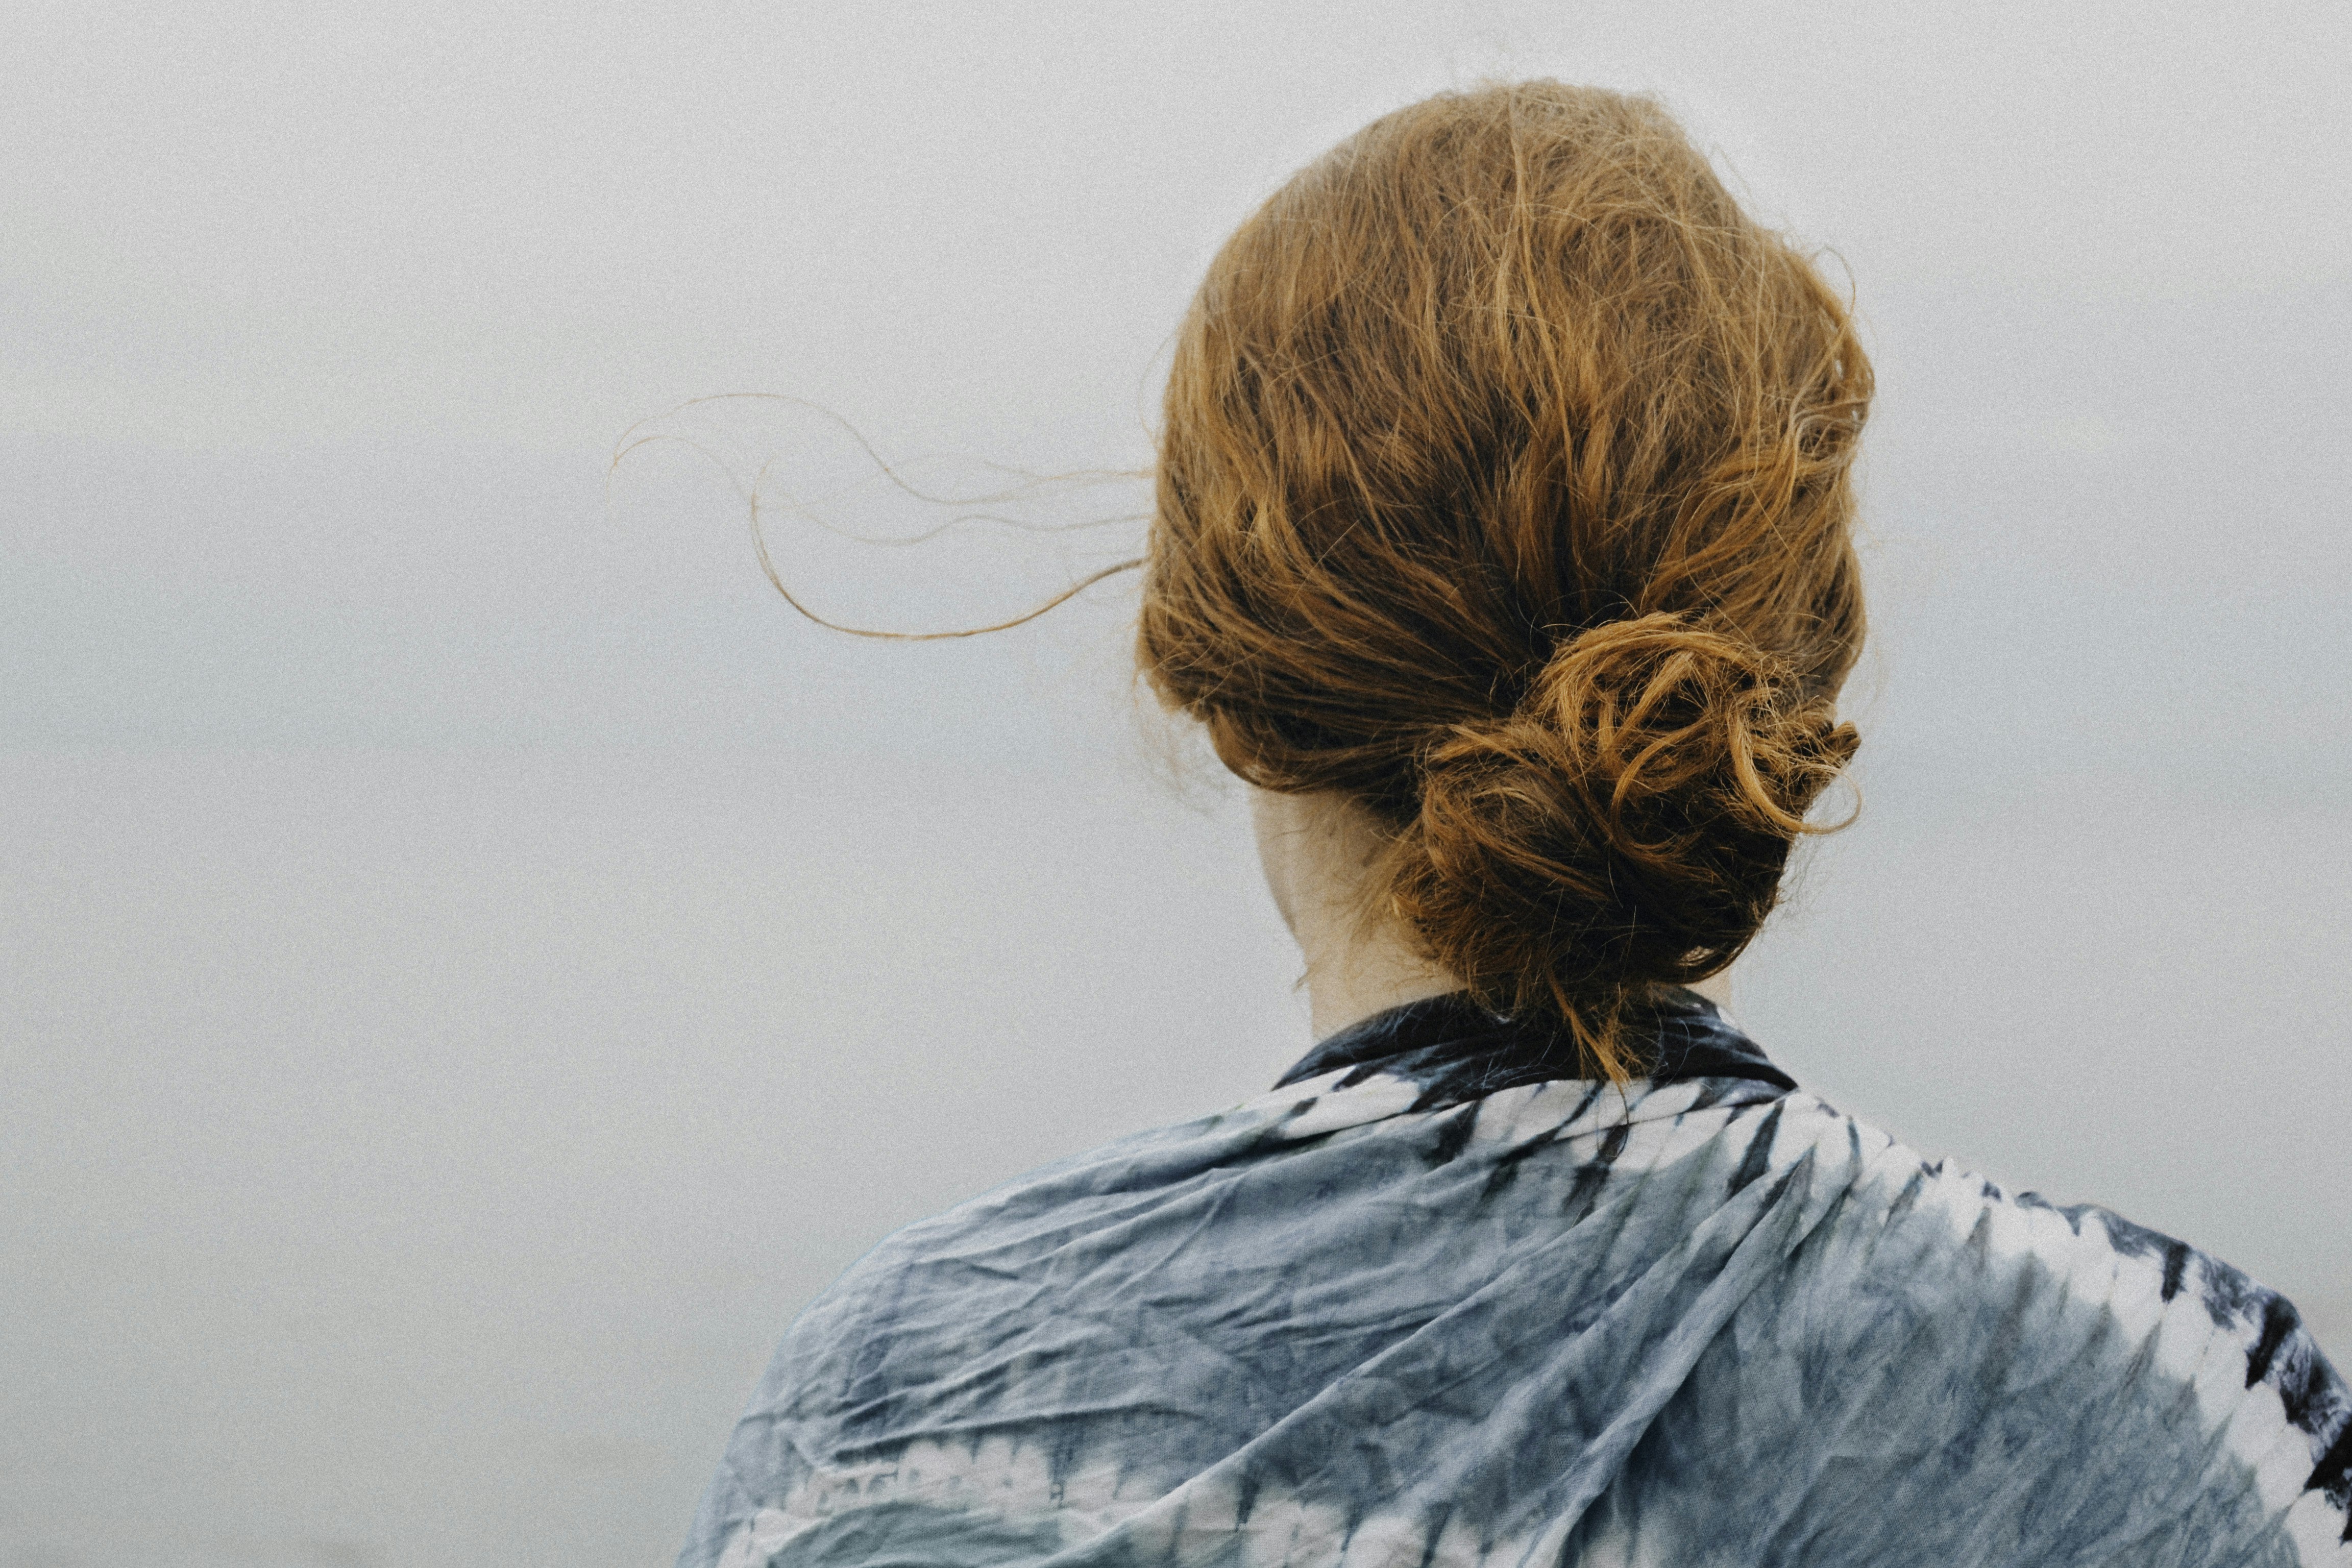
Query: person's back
682,994,2348,1566
679,83,2350,1567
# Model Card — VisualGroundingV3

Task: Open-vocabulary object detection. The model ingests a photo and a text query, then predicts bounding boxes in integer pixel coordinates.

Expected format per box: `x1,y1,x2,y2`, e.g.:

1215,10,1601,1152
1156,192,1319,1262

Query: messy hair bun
1139,81,1872,1076
1393,616,1857,1071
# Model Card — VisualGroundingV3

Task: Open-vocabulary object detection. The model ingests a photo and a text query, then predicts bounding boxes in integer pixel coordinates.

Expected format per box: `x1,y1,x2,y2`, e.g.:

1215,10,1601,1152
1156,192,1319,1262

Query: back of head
1139,81,1871,1077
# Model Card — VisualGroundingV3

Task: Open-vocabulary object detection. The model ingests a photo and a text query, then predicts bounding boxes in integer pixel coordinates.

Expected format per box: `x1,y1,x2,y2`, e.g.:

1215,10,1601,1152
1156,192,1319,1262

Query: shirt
679,992,2352,1567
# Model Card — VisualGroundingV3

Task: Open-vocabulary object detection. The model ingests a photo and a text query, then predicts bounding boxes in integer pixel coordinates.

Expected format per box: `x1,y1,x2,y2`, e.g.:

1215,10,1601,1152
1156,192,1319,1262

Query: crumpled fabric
679,993,2352,1567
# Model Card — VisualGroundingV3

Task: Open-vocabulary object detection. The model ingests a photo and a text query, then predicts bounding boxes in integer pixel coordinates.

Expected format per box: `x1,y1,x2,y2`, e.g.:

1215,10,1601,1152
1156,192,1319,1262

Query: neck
1248,788,1747,1047
1250,790,1462,1040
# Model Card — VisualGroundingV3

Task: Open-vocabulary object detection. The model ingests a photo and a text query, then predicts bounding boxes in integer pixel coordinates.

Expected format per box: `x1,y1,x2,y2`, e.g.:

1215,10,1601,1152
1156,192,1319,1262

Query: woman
679,83,2349,1567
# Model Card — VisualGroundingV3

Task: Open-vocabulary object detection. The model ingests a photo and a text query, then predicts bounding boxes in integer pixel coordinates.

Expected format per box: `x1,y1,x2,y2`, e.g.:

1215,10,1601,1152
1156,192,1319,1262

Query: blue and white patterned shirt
680,993,2351,1567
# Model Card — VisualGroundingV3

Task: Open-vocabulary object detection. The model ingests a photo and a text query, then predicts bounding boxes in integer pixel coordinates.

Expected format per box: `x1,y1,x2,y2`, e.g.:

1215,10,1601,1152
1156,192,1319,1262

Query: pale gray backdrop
4,2,2347,1564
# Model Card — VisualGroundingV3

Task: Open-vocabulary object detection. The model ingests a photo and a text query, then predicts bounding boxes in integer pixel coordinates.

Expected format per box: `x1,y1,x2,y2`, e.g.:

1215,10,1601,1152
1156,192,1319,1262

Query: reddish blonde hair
1138,82,1870,1077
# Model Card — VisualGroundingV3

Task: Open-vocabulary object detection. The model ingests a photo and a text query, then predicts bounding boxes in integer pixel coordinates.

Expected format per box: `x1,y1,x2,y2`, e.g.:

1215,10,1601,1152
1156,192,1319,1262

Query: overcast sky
4,0,2347,783
5,0,2347,446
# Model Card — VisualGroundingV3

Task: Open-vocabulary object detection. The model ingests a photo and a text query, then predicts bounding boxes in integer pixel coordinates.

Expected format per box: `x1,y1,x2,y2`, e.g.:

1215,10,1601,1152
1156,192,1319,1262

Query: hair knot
1390,613,1857,1075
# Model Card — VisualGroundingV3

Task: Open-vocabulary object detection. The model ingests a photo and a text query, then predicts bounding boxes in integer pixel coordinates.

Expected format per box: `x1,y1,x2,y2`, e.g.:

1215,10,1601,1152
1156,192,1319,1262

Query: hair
1137,81,1871,1080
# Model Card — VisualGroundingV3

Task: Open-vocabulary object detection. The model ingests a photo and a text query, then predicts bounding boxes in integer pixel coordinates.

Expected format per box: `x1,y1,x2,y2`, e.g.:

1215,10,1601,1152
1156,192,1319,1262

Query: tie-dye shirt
680,993,2351,1567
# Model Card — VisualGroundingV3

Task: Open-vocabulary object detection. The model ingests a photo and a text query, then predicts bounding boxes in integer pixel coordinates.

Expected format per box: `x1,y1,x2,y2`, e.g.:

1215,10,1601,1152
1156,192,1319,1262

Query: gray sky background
7,0,2350,772
5,4,2349,1565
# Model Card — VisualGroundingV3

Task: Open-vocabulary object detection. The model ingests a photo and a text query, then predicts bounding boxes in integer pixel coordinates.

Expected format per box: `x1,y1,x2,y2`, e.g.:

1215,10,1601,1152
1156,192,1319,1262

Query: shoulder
1751,1097,2352,1565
